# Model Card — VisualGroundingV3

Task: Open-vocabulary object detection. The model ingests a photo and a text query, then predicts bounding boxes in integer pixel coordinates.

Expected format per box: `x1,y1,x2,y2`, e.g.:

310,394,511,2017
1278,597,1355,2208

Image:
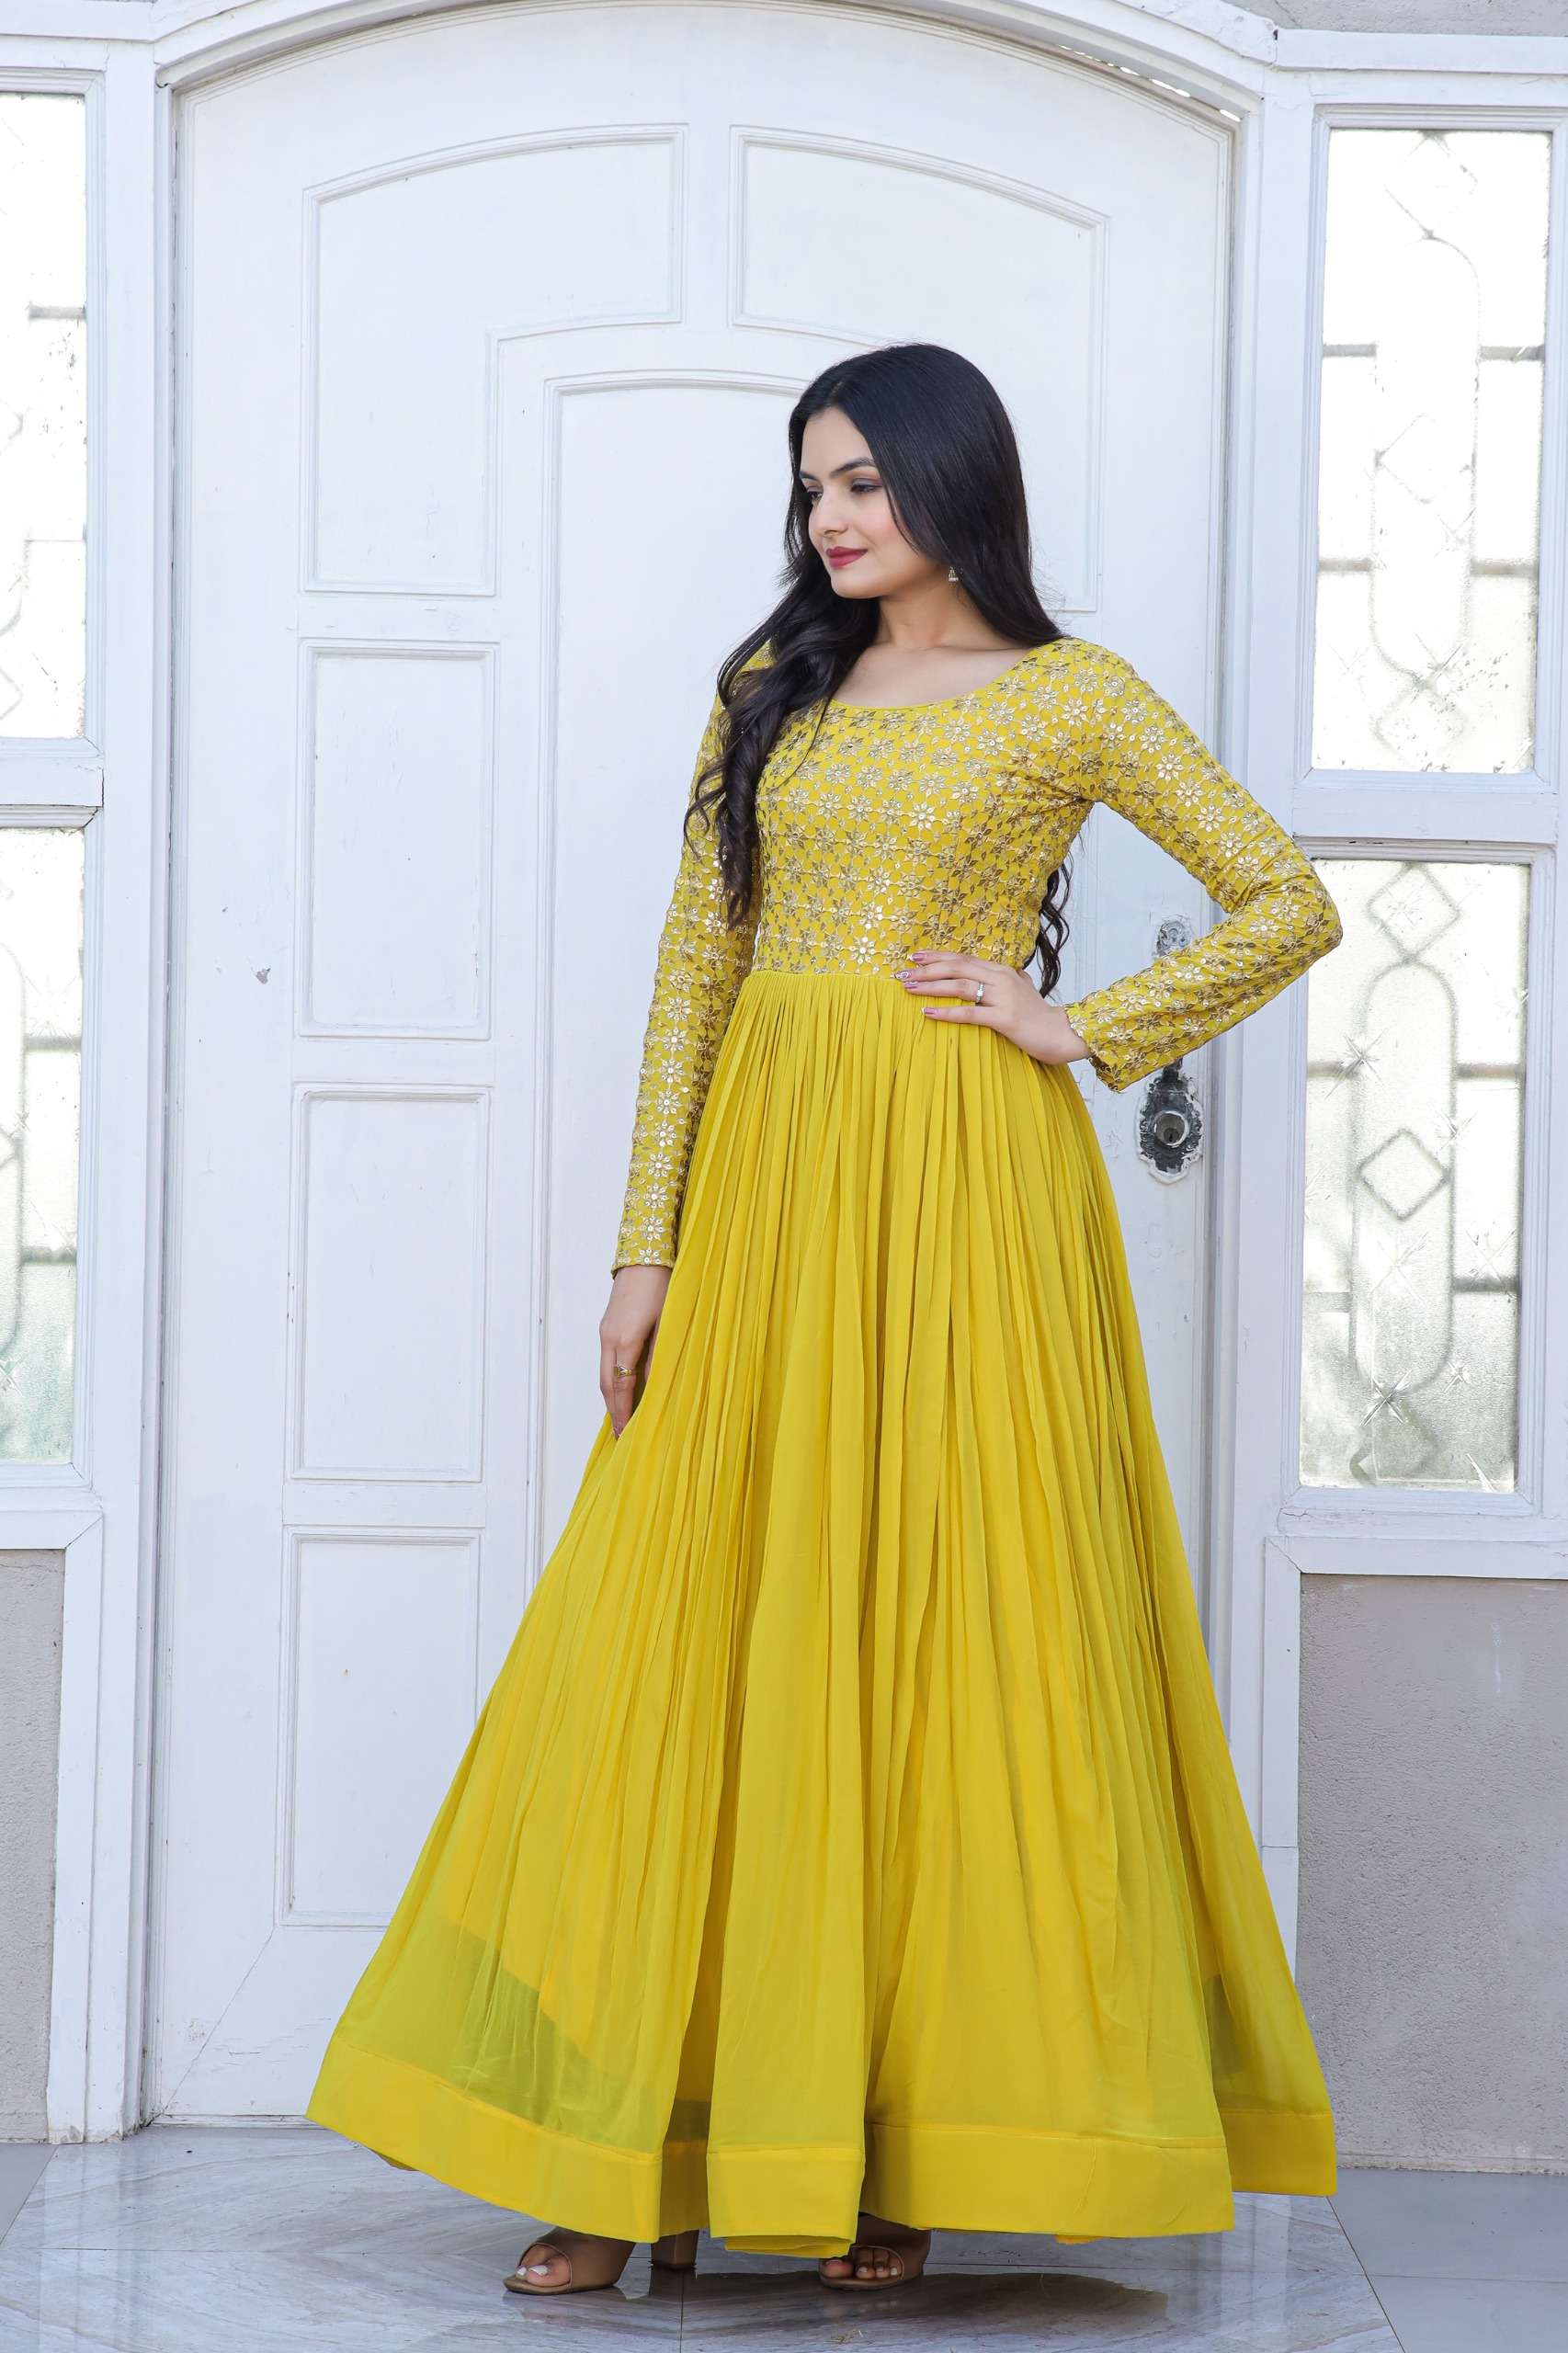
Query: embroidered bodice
612,635,1342,1272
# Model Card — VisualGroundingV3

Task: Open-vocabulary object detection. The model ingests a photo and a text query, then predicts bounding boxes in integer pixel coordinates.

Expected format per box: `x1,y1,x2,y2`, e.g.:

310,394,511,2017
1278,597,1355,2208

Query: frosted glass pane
1312,130,1549,776
0,829,84,1460
0,93,87,740
1301,858,1527,1492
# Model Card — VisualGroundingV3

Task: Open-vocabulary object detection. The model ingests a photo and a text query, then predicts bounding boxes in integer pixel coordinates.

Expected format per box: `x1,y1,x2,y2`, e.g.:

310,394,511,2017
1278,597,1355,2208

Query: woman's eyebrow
797,456,877,481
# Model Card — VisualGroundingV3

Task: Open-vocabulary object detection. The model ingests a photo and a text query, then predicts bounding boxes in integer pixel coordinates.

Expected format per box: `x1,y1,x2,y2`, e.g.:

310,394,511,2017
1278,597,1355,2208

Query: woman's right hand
600,1265,673,1434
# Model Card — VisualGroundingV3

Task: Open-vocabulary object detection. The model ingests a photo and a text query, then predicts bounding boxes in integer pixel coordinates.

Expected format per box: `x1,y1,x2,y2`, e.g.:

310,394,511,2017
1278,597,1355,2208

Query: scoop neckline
823,635,1072,716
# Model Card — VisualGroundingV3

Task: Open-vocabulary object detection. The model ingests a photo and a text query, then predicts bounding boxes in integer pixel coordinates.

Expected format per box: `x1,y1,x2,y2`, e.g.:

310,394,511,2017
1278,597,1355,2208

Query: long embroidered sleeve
1059,652,1342,1090
613,635,1341,1275
612,684,759,1273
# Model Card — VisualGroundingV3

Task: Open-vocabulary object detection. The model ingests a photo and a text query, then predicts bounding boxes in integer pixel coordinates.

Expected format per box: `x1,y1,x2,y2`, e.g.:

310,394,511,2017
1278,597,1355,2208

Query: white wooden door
156,4,1237,2118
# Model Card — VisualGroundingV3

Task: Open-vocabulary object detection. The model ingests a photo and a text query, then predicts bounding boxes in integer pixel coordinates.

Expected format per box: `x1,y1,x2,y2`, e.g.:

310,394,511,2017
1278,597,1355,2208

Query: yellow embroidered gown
305,634,1342,2255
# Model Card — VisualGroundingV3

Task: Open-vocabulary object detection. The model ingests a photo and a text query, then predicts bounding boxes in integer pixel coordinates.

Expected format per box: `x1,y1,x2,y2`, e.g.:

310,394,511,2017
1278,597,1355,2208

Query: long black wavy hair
683,340,1075,995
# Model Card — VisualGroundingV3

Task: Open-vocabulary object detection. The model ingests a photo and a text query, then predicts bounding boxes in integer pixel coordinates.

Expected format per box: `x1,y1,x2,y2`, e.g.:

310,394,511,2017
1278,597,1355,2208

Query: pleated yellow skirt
305,969,1335,2256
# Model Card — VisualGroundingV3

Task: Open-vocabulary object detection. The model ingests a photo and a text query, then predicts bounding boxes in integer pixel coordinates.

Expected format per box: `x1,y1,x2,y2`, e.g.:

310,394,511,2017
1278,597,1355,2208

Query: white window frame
2,0,1561,2142
0,39,162,2144
1222,75,1568,1955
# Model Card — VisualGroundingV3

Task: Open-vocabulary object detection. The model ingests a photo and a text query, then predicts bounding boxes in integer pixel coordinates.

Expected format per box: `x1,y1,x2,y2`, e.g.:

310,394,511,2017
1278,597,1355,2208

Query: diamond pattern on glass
0,828,84,1460
1301,856,1527,1491
0,93,87,739
1312,127,1549,777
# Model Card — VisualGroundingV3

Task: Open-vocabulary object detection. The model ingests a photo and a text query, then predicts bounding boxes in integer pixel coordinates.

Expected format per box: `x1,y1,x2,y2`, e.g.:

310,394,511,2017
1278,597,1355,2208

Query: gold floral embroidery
612,686,758,1273
613,639,1342,1270
1053,653,1344,1092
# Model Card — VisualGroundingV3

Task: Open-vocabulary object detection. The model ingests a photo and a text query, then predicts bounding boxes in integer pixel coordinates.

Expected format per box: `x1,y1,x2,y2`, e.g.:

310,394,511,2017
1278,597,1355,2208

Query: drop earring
947,565,960,582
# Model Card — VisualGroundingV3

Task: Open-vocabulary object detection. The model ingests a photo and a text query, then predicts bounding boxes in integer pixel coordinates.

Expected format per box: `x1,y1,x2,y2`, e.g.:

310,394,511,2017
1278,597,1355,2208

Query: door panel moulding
141,0,1273,108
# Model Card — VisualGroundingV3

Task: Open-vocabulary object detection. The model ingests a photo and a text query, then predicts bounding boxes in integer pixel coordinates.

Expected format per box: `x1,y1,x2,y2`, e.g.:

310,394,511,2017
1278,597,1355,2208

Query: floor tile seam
1344,2240,1411,2353
1341,2245,1568,2285
1369,2265,1568,2291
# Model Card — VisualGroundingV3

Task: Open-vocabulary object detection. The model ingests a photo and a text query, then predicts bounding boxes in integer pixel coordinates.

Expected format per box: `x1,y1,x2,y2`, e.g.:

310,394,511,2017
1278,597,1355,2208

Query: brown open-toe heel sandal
817,2211,932,2290
504,2223,699,2294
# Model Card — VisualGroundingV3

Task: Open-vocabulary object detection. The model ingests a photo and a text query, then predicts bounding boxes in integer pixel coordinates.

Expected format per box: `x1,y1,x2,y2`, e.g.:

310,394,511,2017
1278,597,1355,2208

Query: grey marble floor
0,2124,1560,2350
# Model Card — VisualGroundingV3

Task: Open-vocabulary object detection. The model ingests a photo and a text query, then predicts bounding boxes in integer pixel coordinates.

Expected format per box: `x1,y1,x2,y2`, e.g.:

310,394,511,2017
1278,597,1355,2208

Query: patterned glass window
0,92,87,740
0,827,84,1461
1313,129,1550,776
1301,858,1527,1492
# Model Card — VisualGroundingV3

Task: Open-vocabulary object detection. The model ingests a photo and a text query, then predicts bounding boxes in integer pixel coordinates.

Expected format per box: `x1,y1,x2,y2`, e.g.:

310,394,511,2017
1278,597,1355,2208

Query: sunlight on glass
0,829,84,1461
1300,858,1527,1493
0,92,87,740
1313,130,1549,775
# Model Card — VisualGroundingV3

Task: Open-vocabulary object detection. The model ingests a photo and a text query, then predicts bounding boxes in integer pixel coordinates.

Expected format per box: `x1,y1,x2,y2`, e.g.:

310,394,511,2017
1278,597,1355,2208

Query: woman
306,341,1341,2297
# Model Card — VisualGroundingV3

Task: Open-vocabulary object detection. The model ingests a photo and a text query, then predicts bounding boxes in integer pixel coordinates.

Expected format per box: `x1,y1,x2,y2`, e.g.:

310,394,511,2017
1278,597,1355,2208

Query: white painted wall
1233,1,1565,28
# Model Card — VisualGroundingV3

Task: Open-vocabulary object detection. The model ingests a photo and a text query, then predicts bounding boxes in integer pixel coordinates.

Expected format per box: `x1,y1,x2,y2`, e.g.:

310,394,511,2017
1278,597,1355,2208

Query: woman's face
798,405,935,602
